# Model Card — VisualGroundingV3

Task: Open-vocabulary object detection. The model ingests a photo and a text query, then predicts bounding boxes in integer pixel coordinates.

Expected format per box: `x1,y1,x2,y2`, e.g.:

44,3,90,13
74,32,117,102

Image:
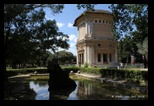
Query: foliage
4,4,96,82
4,4,69,68
109,4,148,64
137,37,148,56
46,50,76,64
77,4,96,10
83,62,89,68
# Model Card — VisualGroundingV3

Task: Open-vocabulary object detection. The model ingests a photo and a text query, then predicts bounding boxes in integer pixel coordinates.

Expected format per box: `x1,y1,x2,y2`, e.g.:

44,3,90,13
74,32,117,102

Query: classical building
73,10,118,67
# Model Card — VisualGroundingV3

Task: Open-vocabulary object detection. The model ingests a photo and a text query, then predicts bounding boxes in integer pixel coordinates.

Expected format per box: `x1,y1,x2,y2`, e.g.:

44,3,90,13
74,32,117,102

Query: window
103,54,107,62
79,21,85,27
99,20,101,23
109,54,112,62
95,20,97,23
98,54,101,62
98,44,101,47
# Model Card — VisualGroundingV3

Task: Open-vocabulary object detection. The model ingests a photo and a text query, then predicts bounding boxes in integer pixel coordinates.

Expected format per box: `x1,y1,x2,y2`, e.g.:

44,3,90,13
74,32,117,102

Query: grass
6,67,47,71
121,68,148,71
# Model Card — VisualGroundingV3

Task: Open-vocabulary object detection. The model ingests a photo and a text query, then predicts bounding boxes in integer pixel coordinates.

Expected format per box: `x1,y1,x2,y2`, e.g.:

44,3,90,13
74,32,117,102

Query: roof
73,9,113,26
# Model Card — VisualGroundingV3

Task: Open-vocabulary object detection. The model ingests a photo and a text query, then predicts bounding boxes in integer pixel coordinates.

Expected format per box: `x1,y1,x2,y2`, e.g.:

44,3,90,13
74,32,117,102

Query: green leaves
4,4,69,68
77,4,96,11
110,4,148,63
137,37,148,55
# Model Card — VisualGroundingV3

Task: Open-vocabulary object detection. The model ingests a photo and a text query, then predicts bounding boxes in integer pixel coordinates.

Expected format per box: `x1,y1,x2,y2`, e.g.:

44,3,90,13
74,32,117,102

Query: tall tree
109,4,148,67
4,4,96,82
137,37,148,67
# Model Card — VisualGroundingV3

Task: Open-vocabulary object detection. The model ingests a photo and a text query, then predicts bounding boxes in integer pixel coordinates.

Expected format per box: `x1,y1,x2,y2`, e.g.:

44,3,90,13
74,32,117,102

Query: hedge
7,67,148,85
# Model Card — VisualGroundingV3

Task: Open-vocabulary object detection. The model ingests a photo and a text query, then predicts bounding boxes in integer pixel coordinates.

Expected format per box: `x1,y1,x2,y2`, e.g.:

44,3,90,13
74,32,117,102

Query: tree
47,50,76,64
137,37,148,67
55,50,75,64
109,4,148,67
4,4,96,82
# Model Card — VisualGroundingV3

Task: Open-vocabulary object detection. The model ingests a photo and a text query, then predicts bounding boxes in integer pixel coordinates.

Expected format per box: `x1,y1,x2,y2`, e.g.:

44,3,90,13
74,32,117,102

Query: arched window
79,21,86,27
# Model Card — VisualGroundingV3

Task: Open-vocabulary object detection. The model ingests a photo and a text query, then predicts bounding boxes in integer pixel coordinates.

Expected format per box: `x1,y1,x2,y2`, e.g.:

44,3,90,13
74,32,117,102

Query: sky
44,4,112,56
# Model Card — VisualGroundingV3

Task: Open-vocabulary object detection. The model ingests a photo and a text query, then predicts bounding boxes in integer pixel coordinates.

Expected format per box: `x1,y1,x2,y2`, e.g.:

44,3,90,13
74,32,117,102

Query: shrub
83,62,89,68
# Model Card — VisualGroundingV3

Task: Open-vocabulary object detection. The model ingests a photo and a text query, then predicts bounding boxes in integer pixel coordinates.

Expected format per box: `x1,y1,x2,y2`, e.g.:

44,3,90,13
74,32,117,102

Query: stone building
73,10,118,67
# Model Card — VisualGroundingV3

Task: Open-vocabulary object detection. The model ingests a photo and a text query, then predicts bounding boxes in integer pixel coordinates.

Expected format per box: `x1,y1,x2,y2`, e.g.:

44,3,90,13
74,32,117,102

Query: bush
83,62,89,68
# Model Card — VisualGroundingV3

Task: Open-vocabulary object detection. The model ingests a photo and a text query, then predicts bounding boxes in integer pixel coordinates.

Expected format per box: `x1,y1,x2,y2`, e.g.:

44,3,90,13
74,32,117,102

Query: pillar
91,46,95,65
115,47,118,63
84,46,87,64
87,46,90,64
89,46,92,65
76,52,79,65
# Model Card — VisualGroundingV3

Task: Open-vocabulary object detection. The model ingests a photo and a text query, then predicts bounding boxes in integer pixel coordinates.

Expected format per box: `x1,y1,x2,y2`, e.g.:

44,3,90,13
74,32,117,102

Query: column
84,46,87,64
89,46,92,65
76,52,79,65
115,48,118,63
91,46,95,65
87,46,90,64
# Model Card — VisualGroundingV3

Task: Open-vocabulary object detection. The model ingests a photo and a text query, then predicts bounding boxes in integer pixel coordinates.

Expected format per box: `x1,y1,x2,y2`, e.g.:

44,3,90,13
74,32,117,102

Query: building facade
73,10,118,67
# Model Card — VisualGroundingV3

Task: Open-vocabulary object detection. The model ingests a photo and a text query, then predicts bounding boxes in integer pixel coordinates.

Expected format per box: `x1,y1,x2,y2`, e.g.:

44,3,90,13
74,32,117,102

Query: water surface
5,75,148,100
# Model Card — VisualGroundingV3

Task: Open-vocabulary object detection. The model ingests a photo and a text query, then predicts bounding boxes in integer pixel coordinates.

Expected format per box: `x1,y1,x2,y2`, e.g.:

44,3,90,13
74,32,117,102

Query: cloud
56,22,64,28
70,43,75,47
45,15,53,20
68,23,74,28
69,34,77,43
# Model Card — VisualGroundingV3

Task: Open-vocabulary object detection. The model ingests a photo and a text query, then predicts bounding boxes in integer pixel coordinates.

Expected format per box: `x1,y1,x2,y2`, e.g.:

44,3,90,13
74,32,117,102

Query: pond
4,75,148,100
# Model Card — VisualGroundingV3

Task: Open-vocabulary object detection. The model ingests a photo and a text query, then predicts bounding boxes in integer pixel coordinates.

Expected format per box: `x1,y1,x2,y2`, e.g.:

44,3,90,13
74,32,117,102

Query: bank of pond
6,66,148,87
5,74,148,100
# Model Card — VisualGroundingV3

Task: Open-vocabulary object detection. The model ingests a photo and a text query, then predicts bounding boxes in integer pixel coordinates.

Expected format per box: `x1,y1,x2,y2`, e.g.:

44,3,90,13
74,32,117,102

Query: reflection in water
29,81,49,100
5,76,148,100
67,81,79,100
4,81,36,100
48,82,76,100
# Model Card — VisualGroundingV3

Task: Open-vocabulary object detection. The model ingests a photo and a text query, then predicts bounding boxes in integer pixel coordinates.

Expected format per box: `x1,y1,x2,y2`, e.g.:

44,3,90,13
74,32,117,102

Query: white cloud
70,43,75,47
56,22,64,28
69,34,77,43
45,15,53,20
68,23,74,28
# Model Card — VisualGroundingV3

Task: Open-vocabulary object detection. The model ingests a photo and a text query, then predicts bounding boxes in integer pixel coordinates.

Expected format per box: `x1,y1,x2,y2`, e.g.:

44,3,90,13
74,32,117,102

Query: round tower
73,10,118,67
